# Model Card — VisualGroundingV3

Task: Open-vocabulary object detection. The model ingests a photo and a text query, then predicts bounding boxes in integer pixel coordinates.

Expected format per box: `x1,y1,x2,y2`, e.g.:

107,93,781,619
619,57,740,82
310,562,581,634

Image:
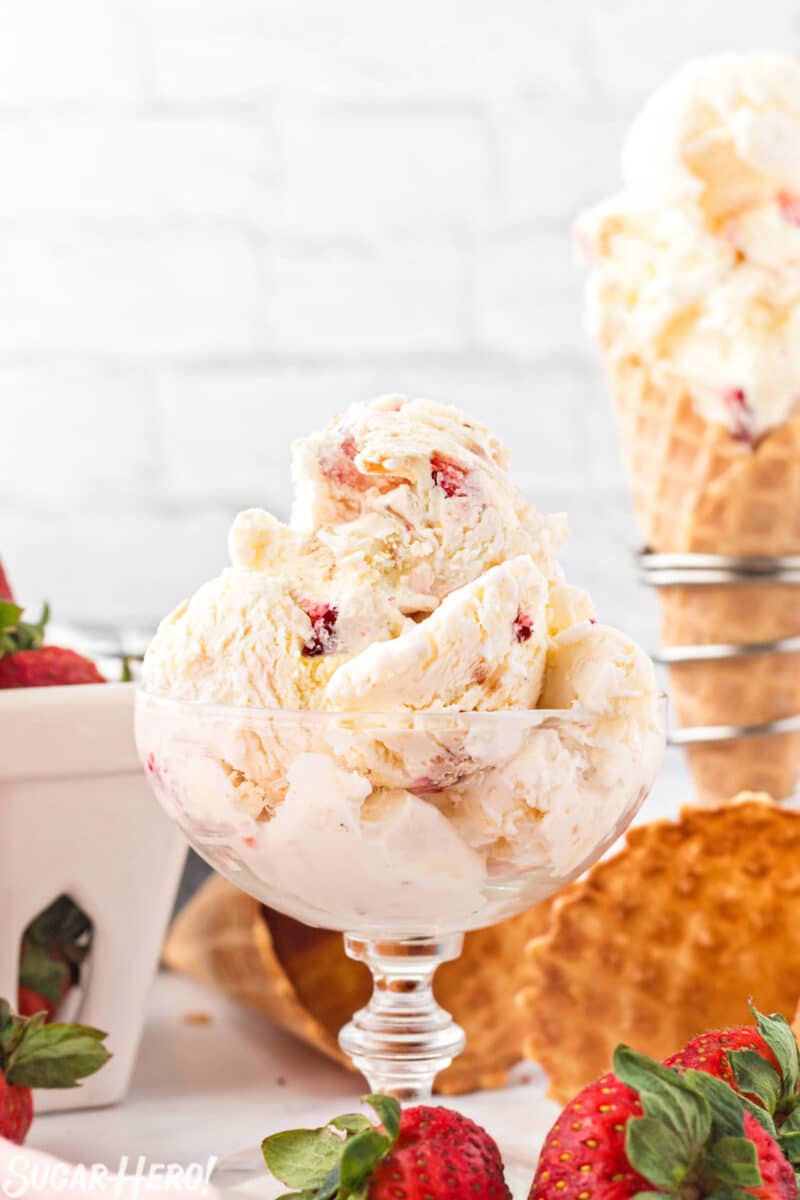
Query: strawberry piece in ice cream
724,387,756,445
301,602,339,658
430,454,469,498
779,193,800,227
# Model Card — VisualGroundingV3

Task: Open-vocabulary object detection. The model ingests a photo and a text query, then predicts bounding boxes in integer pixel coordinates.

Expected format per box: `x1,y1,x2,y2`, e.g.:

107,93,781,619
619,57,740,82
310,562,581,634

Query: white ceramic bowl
0,683,186,1112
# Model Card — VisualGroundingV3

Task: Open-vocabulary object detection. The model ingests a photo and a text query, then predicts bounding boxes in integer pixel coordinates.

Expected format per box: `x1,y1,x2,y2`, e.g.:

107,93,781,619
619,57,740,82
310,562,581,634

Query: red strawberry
17,985,64,1022
514,612,535,642
319,433,402,499
0,646,105,687
300,601,338,658
0,600,105,687
779,193,800,227
0,997,110,1144
531,1045,796,1200
666,1006,800,1153
0,1070,33,1145
666,1027,779,1105
0,561,14,603
725,387,756,445
320,434,374,493
263,1094,511,1200
533,1071,646,1200
18,896,93,1022
751,1113,800,1200
431,453,469,498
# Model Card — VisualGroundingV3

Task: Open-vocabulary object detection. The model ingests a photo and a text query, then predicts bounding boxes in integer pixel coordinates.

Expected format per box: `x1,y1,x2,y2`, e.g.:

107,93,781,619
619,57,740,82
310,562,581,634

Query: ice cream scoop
579,52,800,442
289,394,564,610
325,556,549,713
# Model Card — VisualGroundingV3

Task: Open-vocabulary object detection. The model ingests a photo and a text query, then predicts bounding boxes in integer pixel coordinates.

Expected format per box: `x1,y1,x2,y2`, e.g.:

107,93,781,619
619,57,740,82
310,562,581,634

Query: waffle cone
164,876,553,1095
519,795,800,1104
612,358,800,803
163,875,348,1066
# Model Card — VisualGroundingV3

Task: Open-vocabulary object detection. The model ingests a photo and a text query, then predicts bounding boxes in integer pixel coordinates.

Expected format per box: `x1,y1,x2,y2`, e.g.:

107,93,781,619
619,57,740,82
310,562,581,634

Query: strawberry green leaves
731,1051,782,1114
18,942,71,1007
262,1095,402,1200
263,1129,345,1192
702,1138,761,1189
684,1071,747,1140
338,1131,393,1191
361,1095,400,1141
26,896,92,970
777,1108,800,1173
615,1046,712,1148
752,1008,800,1100
0,600,49,658
0,999,110,1089
730,1006,800,1123
329,1115,373,1137
725,1004,800,1181
613,1048,763,1197
6,1023,110,1089
0,1000,15,1045
626,1119,693,1191
19,896,93,1009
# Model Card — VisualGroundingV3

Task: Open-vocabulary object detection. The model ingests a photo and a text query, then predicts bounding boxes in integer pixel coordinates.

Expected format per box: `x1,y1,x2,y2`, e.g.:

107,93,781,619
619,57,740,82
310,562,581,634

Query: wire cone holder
637,550,800,803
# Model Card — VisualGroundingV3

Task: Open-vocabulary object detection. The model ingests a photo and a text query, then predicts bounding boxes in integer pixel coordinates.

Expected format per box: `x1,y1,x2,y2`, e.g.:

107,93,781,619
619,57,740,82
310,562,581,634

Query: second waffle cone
612,359,800,803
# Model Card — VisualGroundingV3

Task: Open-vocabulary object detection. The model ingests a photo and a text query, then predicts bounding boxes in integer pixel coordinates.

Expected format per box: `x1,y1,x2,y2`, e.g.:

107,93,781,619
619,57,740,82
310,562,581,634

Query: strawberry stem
0,601,50,659
262,1095,401,1200
0,998,110,1089
613,1048,763,1197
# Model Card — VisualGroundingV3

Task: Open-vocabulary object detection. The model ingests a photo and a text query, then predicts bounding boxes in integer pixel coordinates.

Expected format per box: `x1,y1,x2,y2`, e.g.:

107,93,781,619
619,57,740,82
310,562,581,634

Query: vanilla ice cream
579,52,800,441
139,396,663,934
325,556,549,713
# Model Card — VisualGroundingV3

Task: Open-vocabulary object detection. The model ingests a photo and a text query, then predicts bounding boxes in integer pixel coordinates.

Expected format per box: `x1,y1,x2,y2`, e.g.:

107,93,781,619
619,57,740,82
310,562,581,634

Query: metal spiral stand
636,550,800,746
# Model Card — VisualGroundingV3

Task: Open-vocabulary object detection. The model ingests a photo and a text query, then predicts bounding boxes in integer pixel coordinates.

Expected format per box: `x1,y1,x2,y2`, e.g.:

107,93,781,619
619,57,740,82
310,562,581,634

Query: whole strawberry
263,1094,511,1200
665,1006,800,1172
531,1045,796,1200
0,600,104,688
0,998,111,1144
18,897,93,1021
0,646,105,688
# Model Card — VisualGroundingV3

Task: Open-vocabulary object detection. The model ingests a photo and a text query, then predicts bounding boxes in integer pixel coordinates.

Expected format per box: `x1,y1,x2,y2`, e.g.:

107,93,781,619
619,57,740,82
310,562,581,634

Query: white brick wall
1,0,798,630
0,117,277,225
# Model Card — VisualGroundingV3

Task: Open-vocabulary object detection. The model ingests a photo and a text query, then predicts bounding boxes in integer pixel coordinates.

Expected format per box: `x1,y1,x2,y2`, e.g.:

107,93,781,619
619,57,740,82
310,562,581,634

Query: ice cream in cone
579,53,800,803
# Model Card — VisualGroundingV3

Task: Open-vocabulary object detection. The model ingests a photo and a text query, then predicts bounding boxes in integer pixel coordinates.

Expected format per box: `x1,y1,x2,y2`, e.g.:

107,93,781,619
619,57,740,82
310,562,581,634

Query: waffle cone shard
612,359,800,803
163,875,348,1066
164,875,553,1094
519,795,800,1104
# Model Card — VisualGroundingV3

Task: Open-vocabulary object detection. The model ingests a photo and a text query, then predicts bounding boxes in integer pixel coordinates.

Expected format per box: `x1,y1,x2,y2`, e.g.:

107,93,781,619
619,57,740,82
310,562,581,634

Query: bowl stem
338,933,466,1102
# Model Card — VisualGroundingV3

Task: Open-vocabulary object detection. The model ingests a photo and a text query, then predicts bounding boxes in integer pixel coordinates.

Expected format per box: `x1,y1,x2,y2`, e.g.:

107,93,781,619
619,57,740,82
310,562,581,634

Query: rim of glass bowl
136,687,668,729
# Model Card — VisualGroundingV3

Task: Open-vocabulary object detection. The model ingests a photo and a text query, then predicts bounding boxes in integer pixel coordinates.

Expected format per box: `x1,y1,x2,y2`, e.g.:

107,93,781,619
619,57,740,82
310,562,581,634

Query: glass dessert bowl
136,691,665,1101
